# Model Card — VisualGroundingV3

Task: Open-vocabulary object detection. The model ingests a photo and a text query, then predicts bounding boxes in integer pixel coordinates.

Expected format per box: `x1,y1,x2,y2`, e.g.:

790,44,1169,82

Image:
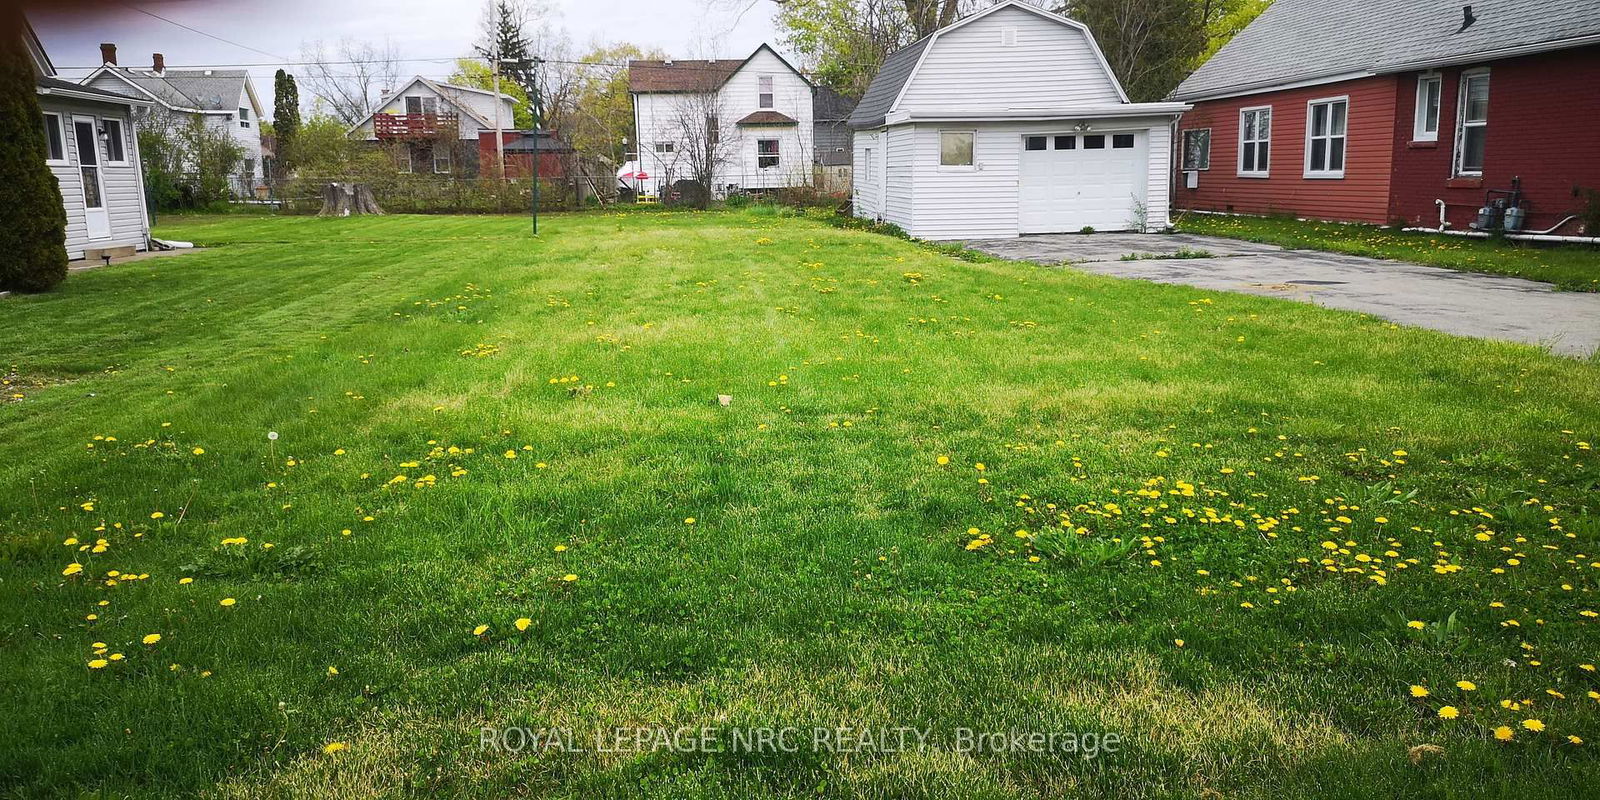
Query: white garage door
1018,132,1147,234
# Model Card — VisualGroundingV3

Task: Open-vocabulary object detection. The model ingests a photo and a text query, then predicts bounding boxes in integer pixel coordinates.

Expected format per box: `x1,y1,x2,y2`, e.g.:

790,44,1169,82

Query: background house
24,21,151,260
849,1,1187,239
82,46,265,198
348,76,517,176
813,86,856,194
1170,0,1600,234
629,44,816,199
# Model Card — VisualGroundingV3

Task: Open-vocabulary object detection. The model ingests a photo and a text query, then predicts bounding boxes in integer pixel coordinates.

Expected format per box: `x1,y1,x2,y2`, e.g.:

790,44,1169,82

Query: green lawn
4,209,1599,798
1176,212,1600,291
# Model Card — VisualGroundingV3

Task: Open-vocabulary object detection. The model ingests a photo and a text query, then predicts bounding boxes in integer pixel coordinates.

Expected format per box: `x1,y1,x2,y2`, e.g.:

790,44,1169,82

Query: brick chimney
152,53,165,74
100,43,117,65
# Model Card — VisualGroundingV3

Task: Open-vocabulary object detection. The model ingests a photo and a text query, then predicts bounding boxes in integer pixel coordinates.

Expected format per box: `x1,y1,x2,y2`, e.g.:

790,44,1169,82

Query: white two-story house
82,45,266,198
629,44,815,199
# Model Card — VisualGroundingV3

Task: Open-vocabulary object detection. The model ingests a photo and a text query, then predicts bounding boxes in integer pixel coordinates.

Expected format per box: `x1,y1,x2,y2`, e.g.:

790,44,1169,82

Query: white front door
72,117,111,240
1018,131,1148,234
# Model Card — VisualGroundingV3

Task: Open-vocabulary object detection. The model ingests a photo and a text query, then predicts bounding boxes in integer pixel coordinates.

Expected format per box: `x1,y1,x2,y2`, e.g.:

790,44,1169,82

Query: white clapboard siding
895,5,1122,114
851,130,881,217
41,96,150,260
632,46,814,196
882,126,916,228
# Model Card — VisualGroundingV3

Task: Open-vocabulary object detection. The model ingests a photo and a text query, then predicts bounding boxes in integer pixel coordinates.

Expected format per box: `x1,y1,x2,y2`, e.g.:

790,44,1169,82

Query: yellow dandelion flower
472,624,489,636
141,633,162,645
62,563,83,576
1456,680,1477,691
1522,719,1545,732
219,597,236,606
1410,685,1430,698
323,742,347,755
88,659,108,669
1437,706,1459,719
1493,726,1514,741
515,617,532,631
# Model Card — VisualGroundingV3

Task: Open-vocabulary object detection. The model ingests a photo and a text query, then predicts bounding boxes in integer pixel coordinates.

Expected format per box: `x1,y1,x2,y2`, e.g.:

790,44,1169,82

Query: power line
116,0,291,62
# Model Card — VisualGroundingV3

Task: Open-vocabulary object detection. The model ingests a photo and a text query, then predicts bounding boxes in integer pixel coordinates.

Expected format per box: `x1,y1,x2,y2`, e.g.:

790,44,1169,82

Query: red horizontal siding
1389,45,1600,233
1174,76,1397,224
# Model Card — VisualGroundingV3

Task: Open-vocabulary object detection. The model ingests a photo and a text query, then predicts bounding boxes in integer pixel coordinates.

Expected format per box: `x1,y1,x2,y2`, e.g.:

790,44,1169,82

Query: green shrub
0,15,68,292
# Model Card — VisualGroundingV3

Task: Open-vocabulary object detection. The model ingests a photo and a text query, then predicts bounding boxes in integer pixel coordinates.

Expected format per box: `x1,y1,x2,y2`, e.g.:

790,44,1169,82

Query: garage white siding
849,1,1185,240
896,4,1123,113
852,130,882,217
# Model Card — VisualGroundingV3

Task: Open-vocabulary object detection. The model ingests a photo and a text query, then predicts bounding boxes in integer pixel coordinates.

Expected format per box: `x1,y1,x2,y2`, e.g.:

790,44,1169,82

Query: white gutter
889,104,1190,124
37,86,153,106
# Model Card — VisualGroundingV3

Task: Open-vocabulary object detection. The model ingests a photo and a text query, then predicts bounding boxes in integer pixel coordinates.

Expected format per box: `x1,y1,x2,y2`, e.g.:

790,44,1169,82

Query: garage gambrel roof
844,0,1184,128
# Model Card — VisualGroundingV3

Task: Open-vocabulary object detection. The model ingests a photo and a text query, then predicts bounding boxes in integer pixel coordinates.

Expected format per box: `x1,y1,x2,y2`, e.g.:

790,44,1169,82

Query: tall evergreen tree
272,69,301,183
0,10,68,292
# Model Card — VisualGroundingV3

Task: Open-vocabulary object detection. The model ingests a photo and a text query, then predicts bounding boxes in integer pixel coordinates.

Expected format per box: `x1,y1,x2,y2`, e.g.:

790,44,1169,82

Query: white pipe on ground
1400,227,1600,245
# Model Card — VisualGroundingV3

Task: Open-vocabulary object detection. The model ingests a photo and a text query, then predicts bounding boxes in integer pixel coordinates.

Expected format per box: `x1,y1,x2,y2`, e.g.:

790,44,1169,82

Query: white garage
848,1,1188,240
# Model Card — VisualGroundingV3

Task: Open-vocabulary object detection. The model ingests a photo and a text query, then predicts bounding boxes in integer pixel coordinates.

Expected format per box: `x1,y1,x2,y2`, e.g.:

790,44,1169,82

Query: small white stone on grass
717,395,732,407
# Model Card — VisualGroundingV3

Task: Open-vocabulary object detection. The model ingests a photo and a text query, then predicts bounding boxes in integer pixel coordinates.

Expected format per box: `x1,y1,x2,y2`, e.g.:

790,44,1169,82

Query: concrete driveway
967,233,1600,356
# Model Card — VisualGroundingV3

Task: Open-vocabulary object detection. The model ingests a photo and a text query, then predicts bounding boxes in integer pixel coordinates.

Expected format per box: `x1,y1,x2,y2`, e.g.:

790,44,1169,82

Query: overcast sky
30,0,779,119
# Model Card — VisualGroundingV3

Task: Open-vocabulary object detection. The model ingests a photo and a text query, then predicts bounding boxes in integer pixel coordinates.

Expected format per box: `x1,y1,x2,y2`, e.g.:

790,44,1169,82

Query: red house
476,129,576,179
1170,0,1600,235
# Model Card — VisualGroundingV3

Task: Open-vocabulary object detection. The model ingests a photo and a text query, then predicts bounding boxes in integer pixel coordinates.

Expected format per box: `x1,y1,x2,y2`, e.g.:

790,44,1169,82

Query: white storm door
73,117,111,240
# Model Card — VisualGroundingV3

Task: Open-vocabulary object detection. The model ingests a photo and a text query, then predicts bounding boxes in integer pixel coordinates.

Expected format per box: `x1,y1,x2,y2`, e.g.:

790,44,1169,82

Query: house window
1181,128,1210,170
1414,74,1441,142
42,112,65,162
1112,133,1135,149
102,118,127,164
757,138,779,169
1454,70,1489,176
939,131,973,167
758,76,774,109
1239,106,1270,176
654,141,675,154
1305,97,1347,178
706,115,719,146
404,96,438,115
433,147,451,174
238,107,250,129
1083,134,1106,149
1024,136,1046,151
1054,135,1075,150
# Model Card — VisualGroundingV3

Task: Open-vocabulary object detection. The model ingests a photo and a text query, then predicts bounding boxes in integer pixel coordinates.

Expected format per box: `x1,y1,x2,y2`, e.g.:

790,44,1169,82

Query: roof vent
664,59,674,66
1457,5,1477,33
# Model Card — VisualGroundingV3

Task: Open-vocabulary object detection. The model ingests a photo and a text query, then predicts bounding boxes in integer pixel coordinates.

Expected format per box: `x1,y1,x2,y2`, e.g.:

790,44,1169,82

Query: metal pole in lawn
530,56,543,236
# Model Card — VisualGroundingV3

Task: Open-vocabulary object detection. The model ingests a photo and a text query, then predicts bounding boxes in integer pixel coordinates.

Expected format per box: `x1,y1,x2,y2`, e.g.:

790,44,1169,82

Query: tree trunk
317,182,384,217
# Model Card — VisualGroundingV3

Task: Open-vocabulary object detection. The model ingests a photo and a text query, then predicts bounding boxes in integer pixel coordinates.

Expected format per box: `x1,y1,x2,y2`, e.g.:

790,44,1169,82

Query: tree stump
317,182,384,217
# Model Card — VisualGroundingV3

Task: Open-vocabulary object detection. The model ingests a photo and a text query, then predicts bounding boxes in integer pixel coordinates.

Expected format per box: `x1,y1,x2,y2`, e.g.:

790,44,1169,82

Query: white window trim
101,118,130,166
654,141,675,154
1413,73,1441,142
1181,127,1211,171
937,129,976,171
1453,68,1490,177
433,148,451,174
756,137,780,169
757,75,774,109
1237,105,1271,178
42,112,68,165
1303,95,1348,179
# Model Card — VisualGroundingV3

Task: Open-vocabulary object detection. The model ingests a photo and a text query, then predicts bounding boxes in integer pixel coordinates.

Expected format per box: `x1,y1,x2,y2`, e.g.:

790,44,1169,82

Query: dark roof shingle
847,35,930,129
628,59,743,93
736,110,798,125
1173,0,1600,101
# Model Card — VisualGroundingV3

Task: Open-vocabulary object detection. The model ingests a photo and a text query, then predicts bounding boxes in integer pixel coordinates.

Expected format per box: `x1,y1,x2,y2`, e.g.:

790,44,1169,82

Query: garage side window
1239,106,1271,176
1181,129,1209,170
939,131,973,167
103,118,128,164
